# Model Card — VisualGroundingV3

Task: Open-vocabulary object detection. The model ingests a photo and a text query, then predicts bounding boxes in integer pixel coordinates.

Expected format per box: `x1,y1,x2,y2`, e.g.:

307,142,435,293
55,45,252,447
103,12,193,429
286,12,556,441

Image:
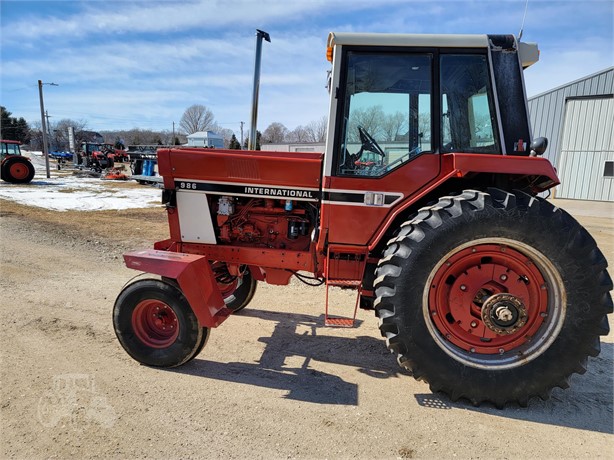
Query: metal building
527,67,614,201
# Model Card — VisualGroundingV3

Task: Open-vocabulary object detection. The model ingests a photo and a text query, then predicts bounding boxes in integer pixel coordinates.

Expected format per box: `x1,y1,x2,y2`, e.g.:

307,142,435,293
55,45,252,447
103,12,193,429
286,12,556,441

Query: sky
1,0,612,136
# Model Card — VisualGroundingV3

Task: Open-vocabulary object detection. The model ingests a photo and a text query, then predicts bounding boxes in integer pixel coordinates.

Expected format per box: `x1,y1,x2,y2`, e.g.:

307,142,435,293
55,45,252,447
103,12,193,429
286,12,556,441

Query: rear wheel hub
481,293,528,334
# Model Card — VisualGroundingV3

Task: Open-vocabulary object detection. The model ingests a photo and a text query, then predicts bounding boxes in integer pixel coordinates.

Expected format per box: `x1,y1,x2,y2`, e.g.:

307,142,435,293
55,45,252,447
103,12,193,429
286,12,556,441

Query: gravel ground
0,196,612,459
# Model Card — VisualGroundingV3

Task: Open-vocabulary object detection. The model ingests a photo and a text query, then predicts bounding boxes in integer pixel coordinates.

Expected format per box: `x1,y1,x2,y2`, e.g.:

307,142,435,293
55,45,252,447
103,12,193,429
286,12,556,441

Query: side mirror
530,137,548,157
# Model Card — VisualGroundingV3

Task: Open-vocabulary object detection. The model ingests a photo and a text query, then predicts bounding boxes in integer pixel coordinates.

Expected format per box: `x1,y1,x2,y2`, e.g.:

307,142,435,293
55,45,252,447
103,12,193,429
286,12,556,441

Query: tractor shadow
414,342,614,434
167,308,613,433
168,308,407,406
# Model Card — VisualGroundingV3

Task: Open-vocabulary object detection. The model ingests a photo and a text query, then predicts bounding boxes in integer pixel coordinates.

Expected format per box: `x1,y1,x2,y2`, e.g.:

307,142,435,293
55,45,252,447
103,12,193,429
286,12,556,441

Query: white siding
528,68,614,201
557,98,614,201
527,67,614,167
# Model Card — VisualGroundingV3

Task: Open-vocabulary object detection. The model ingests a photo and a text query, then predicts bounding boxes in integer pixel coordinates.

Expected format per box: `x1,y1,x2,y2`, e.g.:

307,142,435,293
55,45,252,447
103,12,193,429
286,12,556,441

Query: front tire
113,279,208,367
214,264,257,312
375,189,612,407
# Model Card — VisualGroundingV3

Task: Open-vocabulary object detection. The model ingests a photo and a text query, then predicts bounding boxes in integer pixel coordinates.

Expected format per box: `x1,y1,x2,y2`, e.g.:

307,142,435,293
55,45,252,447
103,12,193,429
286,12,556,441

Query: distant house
186,131,224,148
77,130,104,143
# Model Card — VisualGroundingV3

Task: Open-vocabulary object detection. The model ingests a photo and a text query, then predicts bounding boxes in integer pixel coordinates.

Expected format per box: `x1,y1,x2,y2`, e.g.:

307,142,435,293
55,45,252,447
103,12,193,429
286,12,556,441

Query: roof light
326,46,333,62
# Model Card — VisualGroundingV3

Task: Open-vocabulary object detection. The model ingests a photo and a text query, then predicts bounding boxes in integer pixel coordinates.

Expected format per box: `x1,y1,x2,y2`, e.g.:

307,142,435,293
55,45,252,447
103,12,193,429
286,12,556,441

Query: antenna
518,0,529,40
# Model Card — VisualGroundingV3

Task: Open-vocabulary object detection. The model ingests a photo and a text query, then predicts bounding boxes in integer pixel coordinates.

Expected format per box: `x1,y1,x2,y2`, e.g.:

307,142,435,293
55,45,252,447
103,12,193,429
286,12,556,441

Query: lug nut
500,274,508,281
460,285,467,291
540,312,548,317
499,348,505,354
470,348,475,353
470,321,478,328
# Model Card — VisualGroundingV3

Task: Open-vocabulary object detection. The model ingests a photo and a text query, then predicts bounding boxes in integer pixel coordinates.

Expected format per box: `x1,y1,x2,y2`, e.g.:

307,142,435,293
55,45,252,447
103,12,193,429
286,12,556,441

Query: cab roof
327,32,490,49
326,32,539,68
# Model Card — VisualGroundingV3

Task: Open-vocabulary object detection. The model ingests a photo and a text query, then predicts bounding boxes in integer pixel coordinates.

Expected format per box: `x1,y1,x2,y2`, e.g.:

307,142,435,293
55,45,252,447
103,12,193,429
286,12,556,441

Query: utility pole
240,121,244,148
248,29,270,150
45,111,52,152
38,80,58,179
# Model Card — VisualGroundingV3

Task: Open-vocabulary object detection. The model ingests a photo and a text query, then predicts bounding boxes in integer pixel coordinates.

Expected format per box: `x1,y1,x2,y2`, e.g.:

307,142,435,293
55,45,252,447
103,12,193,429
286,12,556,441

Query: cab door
322,49,439,246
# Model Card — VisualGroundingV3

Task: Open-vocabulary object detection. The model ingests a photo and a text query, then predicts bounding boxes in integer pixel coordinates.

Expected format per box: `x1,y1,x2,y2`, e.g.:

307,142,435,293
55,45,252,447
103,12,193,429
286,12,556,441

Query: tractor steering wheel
357,126,386,158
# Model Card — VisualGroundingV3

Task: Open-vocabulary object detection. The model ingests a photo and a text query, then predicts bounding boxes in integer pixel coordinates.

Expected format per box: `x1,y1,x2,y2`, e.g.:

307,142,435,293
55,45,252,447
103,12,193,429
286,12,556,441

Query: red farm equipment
113,33,612,407
80,142,129,171
1,139,35,183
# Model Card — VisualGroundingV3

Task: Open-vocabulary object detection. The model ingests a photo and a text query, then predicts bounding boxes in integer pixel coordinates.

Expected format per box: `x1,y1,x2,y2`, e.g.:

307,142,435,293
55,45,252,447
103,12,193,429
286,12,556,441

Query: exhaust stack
248,29,271,151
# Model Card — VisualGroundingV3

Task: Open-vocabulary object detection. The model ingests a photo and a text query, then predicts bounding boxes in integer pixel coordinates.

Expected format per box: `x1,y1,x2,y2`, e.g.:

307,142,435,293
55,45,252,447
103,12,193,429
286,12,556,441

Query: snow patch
0,174,161,212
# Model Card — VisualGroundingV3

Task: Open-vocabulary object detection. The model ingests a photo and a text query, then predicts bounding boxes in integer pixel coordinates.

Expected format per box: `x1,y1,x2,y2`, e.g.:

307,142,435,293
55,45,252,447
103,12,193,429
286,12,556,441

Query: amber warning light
326,46,333,62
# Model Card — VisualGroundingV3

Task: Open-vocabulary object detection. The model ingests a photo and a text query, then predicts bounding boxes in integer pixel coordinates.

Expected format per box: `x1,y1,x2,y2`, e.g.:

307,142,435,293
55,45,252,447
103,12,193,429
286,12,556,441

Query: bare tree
262,122,289,144
347,105,385,142
28,121,44,150
179,104,216,134
418,112,431,142
286,125,309,143
52,118,88,150
304,116,327,142
381,112,407,142
217,127,235,148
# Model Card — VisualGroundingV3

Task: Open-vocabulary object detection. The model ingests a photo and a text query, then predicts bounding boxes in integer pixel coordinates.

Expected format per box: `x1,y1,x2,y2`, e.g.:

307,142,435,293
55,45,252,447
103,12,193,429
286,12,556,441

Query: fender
368,153,560,251
123,249,228,328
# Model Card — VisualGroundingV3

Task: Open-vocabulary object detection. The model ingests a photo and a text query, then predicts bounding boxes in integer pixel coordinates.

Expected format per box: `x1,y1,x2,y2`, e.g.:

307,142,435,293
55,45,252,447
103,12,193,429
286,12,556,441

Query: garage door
556,97,614,201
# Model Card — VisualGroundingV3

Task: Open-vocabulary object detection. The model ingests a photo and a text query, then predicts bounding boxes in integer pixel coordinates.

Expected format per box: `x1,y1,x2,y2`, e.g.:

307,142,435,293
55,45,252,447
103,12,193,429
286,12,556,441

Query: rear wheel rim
131,300,179,348
9,161,30,180
424,238,566,370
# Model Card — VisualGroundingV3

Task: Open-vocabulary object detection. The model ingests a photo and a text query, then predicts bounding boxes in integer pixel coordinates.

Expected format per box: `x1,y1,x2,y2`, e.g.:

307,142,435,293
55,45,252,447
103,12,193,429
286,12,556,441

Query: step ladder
324,245,367,327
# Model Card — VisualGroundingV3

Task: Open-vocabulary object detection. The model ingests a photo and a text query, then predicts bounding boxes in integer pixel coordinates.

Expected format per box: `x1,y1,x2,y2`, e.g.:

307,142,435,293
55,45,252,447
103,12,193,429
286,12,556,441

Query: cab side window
441,54,500,153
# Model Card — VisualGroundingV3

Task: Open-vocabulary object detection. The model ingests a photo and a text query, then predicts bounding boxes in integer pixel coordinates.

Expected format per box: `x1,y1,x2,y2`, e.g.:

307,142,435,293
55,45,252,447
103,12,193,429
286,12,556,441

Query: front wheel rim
423,238,566,370
131,300,179,348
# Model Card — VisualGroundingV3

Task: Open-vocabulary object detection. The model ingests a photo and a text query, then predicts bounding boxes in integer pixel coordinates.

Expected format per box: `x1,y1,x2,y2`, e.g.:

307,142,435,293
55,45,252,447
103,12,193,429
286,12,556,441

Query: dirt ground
1,196,613,459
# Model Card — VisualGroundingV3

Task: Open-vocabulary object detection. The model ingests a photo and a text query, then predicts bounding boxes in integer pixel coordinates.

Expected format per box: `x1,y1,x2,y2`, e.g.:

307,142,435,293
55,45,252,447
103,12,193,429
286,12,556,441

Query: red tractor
80,142,129,171
114,33,612,407
1,139,35,183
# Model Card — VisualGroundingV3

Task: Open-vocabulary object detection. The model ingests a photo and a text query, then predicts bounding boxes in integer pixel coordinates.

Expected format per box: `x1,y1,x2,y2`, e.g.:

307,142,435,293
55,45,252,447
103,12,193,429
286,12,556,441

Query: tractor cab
320,33,543,246
0,139,23,159
324,33,538,173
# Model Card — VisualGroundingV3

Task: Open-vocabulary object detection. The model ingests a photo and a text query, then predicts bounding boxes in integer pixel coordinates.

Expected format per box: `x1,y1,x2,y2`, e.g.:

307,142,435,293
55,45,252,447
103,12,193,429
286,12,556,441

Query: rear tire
1,157,35,183
375,189,612,407
113,279,208,367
